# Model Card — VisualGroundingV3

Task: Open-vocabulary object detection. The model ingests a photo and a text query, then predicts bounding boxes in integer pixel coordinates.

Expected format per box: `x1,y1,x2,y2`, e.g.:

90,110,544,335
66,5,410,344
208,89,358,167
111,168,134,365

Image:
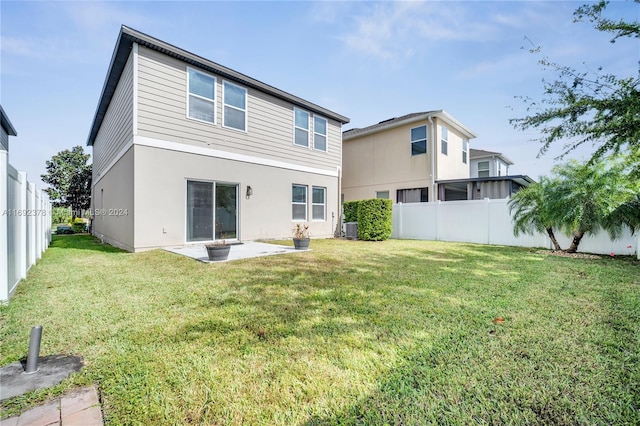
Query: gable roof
0,105,17,137
342,110,477,141
87,26,350,146
470,148,514,165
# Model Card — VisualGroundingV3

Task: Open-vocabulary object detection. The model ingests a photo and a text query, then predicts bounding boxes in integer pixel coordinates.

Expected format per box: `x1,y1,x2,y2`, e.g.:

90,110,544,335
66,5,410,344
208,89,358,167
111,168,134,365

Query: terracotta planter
293,238,310,250
206,244,230,261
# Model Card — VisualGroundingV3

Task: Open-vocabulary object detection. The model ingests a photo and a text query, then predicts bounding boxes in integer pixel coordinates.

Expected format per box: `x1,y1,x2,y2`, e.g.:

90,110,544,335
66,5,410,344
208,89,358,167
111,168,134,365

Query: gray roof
87,26,350,146
470,148,514,165
436,175,536,186
0,105,17,137
343,110,477,141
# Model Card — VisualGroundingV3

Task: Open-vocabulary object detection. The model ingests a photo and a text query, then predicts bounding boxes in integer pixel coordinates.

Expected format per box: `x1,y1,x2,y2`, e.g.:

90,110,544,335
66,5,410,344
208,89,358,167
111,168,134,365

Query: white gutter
428,116,436,201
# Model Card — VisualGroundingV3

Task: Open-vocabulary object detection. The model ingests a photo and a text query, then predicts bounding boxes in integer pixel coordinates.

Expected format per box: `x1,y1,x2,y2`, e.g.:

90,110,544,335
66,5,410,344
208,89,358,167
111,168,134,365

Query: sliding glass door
187,181,238,242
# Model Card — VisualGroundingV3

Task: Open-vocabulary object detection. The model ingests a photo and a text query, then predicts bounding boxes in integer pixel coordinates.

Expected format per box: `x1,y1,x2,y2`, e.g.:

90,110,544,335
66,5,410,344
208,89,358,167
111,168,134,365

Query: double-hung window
441,126,448,155
312,186,326,220
313,116,328,151
462,139,468,164
187,68,216,124
478,161,490,177
223,81,247,131
294,108,309,147
292,184,307,220
411,125,427,156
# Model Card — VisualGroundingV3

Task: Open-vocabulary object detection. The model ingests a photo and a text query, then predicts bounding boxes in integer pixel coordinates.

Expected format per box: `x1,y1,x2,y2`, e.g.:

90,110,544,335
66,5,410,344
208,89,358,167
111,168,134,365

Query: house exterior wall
434,118,470,180
132,144,339,251
136,46,341,174
470,157,510,178
1,126,8,152
92,52,134,180
91,147,135,251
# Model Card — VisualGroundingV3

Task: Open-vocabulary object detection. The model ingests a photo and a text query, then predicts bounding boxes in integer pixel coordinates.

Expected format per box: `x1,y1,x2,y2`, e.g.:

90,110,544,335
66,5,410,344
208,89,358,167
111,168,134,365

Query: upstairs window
478,161,490,177
294,108,310,147
441,126,448,155
462,139,468,164
223,81,247,131
187,68,216,124
313,116,328,151
411,125,427,156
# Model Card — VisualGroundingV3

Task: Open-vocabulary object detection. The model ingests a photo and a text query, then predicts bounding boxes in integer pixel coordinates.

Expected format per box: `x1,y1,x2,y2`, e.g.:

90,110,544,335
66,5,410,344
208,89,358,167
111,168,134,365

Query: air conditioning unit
344,222,358,240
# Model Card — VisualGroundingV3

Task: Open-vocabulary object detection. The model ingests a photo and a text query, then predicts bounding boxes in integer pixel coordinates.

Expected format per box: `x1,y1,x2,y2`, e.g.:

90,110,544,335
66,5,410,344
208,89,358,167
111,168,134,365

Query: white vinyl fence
392,198,639,258
1,152,51,303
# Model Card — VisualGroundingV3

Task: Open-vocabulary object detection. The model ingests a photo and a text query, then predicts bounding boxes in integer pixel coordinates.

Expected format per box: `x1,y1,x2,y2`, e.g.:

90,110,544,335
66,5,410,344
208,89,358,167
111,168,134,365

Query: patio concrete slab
164,241,307,263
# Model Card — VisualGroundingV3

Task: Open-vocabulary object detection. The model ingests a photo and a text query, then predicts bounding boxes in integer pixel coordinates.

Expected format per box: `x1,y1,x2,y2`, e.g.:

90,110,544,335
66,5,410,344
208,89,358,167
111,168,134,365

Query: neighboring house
342,111,477,203
0,105,17,152
87,26,349,252
437,149,533,201
1,105,17,302
470,149,513,177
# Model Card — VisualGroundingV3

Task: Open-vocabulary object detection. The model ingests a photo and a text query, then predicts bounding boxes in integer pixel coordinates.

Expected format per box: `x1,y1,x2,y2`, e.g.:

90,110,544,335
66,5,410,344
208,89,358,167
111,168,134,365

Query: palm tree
509,177,563,251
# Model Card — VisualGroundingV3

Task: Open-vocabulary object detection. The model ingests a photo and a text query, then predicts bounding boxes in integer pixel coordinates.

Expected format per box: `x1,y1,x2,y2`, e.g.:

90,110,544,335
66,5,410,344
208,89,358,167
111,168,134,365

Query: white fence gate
392,198,639,258
1,151,51,303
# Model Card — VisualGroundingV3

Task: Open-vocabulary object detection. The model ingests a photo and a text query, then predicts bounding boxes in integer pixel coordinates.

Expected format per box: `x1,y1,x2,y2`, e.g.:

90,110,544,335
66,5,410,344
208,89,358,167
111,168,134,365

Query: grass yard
1,235,638,425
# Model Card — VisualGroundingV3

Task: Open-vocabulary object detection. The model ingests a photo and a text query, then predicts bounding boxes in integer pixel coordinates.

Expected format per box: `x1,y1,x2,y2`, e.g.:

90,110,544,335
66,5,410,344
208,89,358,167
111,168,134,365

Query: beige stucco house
87,26,349,252
341,111,477,203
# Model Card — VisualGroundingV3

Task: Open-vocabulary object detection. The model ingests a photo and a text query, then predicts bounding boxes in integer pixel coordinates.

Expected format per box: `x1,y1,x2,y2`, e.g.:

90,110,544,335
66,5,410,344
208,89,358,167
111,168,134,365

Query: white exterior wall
392,198,639,256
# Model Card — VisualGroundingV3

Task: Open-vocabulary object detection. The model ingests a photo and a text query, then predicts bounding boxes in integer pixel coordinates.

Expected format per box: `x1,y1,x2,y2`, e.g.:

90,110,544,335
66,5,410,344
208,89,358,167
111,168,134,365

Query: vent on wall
344,222,358,240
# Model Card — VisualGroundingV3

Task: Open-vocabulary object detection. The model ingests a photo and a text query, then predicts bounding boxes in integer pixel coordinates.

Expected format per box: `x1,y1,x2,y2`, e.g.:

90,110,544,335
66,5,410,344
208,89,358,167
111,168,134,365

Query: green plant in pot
292,223,310,250
206,239,230,261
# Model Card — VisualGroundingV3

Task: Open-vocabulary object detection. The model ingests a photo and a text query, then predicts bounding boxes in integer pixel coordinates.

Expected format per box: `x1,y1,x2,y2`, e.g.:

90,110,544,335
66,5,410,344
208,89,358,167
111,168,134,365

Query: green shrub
343,201,359,223
357,198,393,241
51,206,72,225
71,217,87,233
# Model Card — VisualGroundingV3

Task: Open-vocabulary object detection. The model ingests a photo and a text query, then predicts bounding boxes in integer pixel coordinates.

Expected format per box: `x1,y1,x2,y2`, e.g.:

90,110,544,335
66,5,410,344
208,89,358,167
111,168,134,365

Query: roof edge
0,104,18,136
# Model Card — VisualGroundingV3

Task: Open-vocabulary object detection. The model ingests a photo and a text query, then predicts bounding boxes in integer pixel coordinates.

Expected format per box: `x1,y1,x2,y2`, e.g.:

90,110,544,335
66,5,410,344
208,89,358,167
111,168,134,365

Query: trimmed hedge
343,201,359,223
356,198,393,241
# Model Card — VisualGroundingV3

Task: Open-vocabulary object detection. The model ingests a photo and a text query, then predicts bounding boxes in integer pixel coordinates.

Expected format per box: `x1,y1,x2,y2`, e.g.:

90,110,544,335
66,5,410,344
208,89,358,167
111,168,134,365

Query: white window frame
441,126,448,156
313,116,328,152
478,161,490,178
410,125,427,156
222,80,247,132
294,108,310,148
462,139,468,164
292,184,308,221
187,67,216,125
312,186,326,221
376,191,390,199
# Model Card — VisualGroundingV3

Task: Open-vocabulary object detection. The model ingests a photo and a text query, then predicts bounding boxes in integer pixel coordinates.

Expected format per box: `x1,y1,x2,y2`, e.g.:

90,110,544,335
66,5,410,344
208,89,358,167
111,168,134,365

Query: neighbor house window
441,126,448,155
294,108,309,147
462,139,468,164
376,191,389,199
397,188,428,203
312,186,326,220
292,184,307,220
187,68,216,124
223,81,247,131
411,125,427,156
313,116,328,151
478,161,490,177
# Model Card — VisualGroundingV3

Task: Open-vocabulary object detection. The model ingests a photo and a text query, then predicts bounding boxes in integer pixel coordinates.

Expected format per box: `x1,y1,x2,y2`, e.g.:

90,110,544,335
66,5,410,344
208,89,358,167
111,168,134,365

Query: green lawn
1,235,638,425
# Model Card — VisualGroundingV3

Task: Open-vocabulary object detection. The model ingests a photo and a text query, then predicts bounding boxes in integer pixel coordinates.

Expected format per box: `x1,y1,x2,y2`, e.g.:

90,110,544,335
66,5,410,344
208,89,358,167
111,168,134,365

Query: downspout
427,116,436,201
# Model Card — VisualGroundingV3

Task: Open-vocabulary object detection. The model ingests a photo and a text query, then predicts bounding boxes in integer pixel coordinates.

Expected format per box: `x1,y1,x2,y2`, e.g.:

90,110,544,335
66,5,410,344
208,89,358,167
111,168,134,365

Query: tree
508,177,563,251
510,1,640,175
41,146,92,218
509,158,639,253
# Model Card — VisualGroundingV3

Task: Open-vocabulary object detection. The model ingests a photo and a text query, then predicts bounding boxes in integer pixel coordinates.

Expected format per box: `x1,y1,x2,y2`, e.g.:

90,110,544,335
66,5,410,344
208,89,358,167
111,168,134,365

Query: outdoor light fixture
246,185,253,198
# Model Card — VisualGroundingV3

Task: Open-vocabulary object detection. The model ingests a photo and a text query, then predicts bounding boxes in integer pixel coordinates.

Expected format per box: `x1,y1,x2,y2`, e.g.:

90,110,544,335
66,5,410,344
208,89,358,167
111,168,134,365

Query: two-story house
341,111,477,203
87,26,349,252
470,149,513,177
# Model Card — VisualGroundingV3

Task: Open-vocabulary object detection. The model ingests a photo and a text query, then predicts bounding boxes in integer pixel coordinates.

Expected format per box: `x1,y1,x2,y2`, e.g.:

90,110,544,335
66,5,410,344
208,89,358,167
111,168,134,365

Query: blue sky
1,1,637,190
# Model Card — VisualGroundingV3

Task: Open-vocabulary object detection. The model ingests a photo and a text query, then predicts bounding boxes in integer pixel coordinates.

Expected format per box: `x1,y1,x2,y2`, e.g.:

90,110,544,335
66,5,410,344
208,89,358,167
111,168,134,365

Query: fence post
17,171,27,279
28,182,36,267
0,150,8,302
435,200,441,241
485,198,491,245
397,202,403,238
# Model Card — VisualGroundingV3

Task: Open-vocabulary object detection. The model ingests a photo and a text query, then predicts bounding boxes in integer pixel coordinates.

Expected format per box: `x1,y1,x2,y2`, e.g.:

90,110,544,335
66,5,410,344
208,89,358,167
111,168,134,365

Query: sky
1,0,638,191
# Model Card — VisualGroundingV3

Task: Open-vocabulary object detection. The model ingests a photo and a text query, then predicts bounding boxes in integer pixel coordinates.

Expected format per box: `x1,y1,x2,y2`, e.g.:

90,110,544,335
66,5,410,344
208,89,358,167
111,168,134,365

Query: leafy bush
71,217,87,233
51,206,72,225
343,201,359,223
356,199,392,241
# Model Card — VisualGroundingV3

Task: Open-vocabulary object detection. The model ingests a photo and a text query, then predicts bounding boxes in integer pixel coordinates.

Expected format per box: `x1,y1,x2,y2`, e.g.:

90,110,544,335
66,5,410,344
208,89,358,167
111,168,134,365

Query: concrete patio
164,241,307,263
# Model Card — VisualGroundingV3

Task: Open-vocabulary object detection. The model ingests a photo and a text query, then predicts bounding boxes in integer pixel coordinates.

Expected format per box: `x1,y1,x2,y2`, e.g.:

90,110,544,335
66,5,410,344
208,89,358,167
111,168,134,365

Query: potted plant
292,223,310,250
206,239,230,261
